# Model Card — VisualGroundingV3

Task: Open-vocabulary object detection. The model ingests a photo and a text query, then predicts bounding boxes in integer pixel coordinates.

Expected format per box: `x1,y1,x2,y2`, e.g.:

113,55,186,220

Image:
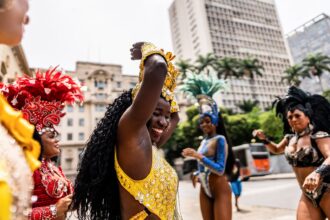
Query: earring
308,123,314,131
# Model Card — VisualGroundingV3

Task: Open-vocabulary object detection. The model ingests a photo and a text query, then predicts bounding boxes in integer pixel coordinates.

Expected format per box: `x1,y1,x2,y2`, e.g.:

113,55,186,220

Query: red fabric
29,160,73,220
0,67,84,132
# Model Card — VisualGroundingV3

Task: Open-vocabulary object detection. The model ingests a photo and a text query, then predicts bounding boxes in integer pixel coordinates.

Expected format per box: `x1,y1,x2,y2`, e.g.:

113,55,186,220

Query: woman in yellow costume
0,0,41,219
72,42,182,220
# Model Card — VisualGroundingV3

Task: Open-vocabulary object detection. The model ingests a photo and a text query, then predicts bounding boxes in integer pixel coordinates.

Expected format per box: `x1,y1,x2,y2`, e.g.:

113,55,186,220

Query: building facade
169,0,291,111
286,13,330,94
49,62,138,179
0,44,31,82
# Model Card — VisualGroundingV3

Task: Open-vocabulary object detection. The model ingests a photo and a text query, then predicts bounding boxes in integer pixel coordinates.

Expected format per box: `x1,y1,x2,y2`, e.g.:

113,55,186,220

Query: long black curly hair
273,86,330,135
72,90,132,220
215,112,235,176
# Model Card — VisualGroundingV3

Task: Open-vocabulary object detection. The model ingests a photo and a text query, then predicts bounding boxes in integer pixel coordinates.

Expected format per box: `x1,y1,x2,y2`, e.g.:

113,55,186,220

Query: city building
286,13,330,94
169,0,291,112
0,44,31,82
32,62,138,180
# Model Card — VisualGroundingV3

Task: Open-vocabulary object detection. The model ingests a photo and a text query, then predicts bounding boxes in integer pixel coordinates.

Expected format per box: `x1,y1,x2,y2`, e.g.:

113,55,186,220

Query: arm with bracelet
252,129,287,154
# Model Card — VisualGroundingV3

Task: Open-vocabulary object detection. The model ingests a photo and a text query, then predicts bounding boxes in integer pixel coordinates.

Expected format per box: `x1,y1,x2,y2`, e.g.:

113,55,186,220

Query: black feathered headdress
273,86,330,134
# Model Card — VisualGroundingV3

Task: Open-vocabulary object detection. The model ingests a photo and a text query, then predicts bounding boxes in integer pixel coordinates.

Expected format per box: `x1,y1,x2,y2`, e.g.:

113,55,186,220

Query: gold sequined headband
131,43,180,113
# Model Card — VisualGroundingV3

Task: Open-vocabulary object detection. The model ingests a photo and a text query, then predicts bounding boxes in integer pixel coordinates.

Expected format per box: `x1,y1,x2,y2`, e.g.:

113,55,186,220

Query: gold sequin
115,147,178,220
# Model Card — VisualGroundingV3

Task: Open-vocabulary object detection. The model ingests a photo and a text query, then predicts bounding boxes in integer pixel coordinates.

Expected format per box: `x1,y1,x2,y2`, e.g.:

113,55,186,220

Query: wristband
315,164,330,178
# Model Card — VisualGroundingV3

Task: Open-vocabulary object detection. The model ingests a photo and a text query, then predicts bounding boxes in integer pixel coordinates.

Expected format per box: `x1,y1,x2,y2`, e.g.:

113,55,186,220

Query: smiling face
0,0,29,45
41,130,60,159
199,115,216,137
287,109,310,133
147,97,171,144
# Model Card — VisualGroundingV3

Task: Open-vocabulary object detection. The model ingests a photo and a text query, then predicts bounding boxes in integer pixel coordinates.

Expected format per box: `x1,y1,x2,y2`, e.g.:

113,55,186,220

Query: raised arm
119,43,168,135
253,129,287,154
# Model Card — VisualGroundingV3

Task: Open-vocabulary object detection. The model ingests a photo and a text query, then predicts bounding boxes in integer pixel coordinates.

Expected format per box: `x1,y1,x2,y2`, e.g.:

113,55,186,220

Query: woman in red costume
0,67,84,220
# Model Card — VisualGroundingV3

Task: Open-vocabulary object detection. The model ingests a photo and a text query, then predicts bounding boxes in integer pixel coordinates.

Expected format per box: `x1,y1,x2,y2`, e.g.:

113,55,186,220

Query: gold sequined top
115,146,179,220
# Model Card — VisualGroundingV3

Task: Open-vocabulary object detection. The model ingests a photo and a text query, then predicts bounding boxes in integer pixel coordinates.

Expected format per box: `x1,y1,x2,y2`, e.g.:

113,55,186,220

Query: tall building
286,13,330,94
286,14,330,63
0,44,31,82
169,0,290,111
33,62,138,180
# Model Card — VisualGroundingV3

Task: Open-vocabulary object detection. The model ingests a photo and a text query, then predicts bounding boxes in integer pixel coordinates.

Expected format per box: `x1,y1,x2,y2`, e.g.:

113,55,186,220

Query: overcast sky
22,0,330,75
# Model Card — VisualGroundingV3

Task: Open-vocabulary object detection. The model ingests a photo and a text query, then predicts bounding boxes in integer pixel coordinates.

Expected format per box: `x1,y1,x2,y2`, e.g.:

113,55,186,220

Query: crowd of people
1,0,330,220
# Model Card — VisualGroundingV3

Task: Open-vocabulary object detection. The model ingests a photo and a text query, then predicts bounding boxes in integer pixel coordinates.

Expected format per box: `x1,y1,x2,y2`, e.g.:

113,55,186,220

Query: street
179,177,300,220
68,176,300,220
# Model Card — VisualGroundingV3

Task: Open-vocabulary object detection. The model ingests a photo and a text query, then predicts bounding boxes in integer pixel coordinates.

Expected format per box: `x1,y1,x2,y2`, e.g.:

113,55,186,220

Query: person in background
182,95,235,220
230,158,242,212
1,67,84,220
72,42,182,220
254,86,330,219
0,0,41,219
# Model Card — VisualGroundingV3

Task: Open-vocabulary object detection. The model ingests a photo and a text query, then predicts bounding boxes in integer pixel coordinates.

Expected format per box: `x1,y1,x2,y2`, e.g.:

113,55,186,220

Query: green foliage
163,105,285,163
180,74,227,99
259,110,283,143
323,89,330,103
281,64,304,86
236,100,259,113
302,53,330,77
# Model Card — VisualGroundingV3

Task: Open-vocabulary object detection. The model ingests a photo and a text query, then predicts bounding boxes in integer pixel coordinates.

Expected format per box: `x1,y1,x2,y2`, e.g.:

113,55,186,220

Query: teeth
153,128,163,134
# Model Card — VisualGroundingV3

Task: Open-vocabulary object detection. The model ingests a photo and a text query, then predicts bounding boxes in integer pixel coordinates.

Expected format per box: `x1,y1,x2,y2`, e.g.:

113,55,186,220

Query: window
67,105,73,112
67,118,73,126
65,158,73,170
95,93,106,100
79,132,84,141
67,133,73,141
95,80,106,90
79,118,84,126
116,81,121,88
95,104,107,112
79,105,84,112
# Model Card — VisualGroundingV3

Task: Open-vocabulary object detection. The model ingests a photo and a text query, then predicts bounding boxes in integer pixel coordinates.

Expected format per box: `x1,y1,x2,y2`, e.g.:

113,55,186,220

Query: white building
169,0,291,111
33,62,138,180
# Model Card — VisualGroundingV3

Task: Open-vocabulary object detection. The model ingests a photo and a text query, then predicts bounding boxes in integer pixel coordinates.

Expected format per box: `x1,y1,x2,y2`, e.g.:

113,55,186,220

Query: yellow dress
115,146,180,220
0,95,41,220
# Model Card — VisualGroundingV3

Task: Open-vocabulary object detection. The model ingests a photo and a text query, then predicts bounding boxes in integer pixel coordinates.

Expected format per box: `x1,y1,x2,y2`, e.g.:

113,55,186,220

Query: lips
151,128,164,137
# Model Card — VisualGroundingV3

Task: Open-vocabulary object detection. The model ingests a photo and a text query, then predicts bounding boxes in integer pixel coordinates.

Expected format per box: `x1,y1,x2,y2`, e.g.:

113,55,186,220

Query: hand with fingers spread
303,172,321,194
55,194,73,217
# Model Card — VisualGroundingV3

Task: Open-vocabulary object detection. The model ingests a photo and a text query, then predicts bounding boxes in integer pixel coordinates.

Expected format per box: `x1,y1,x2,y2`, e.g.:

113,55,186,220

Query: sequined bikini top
114,146,179,220
284,131,329,167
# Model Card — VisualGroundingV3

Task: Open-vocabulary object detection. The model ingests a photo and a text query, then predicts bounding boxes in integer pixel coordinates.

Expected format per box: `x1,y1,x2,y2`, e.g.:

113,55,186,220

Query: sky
22,0,330,75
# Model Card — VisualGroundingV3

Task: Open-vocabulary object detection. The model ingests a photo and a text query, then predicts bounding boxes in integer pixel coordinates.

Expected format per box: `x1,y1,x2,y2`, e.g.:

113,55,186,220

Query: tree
302,53,330,92
175,59,194,80
180,73,226,99
281,64,304,86
213,57,239,79
323,89,330,103
237,58,264,79
237,58,264,100
236,100,259,113
195,53,217,75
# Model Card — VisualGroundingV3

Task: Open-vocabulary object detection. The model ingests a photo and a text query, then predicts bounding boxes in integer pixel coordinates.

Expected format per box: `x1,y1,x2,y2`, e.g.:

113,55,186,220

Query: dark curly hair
215,112,235,176
274,86,330,135
72,90,132,220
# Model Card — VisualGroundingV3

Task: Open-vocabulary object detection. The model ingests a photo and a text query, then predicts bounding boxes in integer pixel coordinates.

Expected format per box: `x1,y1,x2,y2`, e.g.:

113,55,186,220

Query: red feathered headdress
0,67,84,134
